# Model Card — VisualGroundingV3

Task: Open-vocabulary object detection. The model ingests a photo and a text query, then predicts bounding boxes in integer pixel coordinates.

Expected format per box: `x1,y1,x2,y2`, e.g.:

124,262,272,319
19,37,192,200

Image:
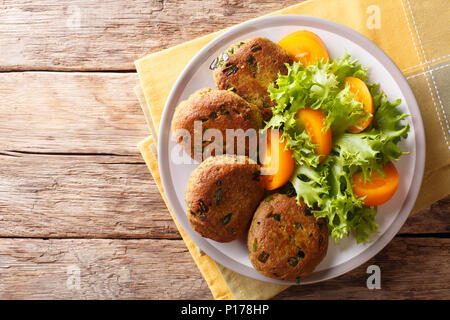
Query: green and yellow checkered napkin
135,0,450,300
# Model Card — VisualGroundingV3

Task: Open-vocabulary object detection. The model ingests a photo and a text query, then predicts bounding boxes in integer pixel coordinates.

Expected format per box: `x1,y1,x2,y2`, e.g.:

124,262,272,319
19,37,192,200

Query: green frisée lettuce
266,54,410,243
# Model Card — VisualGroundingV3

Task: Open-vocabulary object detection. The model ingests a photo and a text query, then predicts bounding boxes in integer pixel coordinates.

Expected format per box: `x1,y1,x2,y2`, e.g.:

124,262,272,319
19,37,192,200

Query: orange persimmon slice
352,162,399,207
296,107,332,163
260,129,295,190
278,30,329,66
345,77,374,133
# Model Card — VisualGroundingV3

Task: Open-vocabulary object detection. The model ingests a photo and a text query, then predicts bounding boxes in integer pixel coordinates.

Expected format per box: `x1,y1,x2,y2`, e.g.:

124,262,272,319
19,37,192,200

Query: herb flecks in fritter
171,88,263,161
248,194,328,281
212,37,293,121
185,155,264,242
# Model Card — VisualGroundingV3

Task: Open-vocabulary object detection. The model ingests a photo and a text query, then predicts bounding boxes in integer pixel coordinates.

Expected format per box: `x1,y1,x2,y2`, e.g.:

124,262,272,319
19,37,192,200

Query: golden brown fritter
171,88,263,162
212,37,293,121
185,155,264,242
248,193,328,281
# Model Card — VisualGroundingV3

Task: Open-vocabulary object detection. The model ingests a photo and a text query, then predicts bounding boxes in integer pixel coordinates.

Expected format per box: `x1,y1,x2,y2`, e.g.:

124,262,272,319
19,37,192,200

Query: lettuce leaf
267,54,372,164
268,54,410,243
289,165,329,208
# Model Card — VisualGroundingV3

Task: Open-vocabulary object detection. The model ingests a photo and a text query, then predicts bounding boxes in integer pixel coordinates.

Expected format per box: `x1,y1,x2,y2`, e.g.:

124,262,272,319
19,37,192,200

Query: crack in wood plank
5,150,135,157
0,70,137,73
396,232,450,238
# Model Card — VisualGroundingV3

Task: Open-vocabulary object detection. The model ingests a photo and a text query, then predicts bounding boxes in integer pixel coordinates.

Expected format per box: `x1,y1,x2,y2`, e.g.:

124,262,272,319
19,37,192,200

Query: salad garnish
265,53,410,243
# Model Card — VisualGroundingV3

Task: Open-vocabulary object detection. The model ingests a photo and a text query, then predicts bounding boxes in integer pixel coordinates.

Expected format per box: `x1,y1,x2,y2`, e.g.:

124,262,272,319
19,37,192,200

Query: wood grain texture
0,152,179,239
0,0,302,71
0,72,147,154
0,236,448,299
399,196,450,235
0,72,181,238
0,238,211,299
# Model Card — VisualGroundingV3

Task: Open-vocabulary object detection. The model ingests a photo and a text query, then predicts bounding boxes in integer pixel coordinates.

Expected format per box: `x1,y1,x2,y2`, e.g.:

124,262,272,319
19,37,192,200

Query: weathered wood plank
0,237,447,299
0,152,180,238
0,71,177,238
0,0,303,71
399,195,450,234
0,238,211,299
0,72,147,154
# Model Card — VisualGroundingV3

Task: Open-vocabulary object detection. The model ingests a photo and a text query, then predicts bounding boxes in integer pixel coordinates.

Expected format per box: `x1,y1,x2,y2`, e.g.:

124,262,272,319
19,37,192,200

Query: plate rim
157,14,426,285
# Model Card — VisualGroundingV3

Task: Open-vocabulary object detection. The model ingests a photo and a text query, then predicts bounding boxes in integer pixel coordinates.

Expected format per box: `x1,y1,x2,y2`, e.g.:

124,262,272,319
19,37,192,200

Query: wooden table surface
0,0,449,300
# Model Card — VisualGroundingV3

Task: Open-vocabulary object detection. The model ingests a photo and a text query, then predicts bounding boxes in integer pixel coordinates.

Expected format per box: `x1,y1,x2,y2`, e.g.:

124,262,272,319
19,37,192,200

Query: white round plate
158,15,425,284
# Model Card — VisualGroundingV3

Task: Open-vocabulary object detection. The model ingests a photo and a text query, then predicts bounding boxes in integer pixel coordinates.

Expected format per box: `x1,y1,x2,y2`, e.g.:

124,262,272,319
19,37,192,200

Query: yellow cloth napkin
135,0,450,299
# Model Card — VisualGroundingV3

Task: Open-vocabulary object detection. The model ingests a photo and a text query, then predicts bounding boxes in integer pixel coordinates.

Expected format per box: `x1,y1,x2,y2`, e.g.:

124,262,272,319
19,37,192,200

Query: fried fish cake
171,88,263,161
248,193,328,281
185,155,264,242
212,37,293,120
